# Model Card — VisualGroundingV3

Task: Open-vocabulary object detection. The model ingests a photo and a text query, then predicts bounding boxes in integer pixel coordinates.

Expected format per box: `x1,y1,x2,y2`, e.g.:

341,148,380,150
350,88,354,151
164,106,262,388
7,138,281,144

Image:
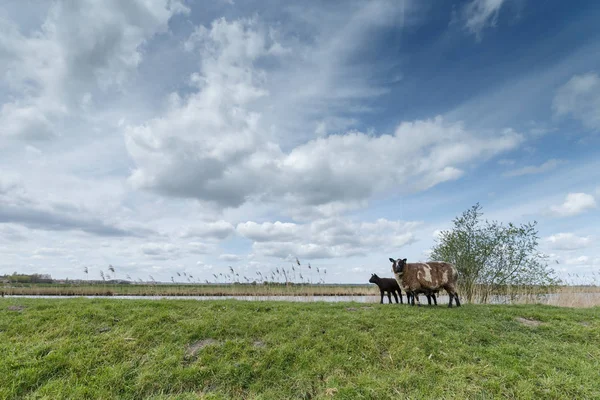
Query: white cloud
0,172,140,237
553,72,600,131
238,217,420,260
236,221,301,242
140,243,179,256
564,256,591,266
504,159,566,177
4,1,598,286
549,193,597,217
544,233,592,251
179,220,235,240
127,18,523,214
459,0,507,40
219,254,242,262
33,247,66,257
0,103,55,140
0,0,188,141
498,158,515,166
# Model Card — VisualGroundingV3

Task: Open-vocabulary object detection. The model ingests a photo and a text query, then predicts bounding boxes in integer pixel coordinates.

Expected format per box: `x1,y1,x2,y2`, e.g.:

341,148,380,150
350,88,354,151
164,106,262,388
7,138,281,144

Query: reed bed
4,271,599,308
4,283,600,308
1,283,378,297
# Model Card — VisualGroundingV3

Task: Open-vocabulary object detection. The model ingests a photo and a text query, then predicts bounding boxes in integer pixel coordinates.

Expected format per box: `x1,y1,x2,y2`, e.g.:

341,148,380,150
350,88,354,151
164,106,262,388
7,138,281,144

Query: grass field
1,298,599,399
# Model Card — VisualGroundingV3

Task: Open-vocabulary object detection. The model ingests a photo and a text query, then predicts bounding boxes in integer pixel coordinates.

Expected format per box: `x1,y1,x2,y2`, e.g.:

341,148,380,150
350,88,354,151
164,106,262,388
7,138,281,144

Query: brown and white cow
389,258,461,307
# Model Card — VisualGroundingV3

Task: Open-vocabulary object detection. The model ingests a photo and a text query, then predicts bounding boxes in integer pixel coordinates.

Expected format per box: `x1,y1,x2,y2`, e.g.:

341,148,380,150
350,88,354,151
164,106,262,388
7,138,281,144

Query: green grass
1,299,599,399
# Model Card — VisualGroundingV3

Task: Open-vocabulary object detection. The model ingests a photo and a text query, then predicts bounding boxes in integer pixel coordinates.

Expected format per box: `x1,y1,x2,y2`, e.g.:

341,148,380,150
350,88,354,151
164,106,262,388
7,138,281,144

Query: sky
1,0,599,284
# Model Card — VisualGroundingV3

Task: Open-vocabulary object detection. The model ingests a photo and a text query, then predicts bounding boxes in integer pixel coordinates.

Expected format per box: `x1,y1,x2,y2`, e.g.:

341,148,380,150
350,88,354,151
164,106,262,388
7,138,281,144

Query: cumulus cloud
238,217,421,260
219,254,242,262
459,0,507,40
503,159,566,177
0,172,142,237
549,193,597,217
179,220,235,240
0,225,27,242
553,72,600,131
33,247,67,257
5,1,582,284
0,0,188,141
139,240,214,260
236,221,301,243
544,233,592,251
563,256,600,267
125,16,523,215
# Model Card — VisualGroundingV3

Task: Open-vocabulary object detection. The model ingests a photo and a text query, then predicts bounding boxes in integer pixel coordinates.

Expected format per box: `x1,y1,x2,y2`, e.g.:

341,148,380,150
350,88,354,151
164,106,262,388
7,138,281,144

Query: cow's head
389,257,407,274
368,273,378,283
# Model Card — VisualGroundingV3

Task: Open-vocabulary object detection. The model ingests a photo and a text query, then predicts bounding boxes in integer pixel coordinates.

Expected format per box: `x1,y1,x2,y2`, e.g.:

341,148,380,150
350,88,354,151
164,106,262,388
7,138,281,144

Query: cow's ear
389,258,395,263
402,258,407,262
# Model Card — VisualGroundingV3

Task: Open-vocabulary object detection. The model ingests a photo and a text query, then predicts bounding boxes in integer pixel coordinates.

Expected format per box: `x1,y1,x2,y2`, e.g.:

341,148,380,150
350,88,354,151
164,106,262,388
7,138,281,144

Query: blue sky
1,0,599,284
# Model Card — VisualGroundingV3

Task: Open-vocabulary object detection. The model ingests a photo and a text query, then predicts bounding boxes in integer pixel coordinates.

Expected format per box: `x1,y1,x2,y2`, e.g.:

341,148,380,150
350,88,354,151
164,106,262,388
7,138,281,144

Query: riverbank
1,283,374,297
3,283,600,307
1,298,599,399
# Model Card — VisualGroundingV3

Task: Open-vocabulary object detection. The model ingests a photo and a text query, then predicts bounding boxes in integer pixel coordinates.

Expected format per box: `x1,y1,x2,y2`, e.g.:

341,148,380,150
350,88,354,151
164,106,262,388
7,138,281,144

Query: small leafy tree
430,203,559,303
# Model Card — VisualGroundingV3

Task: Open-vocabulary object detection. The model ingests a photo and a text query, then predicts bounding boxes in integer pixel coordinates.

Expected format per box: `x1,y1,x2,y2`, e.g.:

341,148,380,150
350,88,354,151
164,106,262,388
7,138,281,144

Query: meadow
1,298,599,399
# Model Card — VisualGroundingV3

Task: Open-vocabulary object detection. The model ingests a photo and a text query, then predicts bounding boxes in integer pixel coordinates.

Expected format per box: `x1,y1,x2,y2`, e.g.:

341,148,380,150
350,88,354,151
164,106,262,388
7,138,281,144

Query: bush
430,203,560,303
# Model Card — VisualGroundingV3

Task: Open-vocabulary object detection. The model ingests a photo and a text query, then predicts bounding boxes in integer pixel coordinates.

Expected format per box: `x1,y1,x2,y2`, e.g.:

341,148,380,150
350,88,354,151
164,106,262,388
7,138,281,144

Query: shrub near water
1,299,599,399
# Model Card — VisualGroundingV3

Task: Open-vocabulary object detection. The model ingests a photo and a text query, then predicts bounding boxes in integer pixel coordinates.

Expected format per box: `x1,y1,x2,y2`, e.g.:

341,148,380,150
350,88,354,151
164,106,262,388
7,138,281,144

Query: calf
369,273,404,304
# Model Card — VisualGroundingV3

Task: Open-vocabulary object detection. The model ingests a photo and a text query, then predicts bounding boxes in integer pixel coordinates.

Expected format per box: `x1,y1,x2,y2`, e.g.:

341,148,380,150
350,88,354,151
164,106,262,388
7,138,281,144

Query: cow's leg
414,293,421,307
391,291,398,303
454,292,461,307
380,290,384,304
387,291,392,304
446,288,454,308
432,293,438,306
426,294,432,305
399,291,403,304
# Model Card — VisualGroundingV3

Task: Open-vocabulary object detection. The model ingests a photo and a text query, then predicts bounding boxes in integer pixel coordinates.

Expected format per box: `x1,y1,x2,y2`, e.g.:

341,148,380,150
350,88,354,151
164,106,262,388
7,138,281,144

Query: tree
430,203,559,303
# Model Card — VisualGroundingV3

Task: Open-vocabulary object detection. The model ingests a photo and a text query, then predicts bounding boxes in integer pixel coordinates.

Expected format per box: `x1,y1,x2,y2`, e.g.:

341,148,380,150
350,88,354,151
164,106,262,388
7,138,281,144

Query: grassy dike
1,298,599,399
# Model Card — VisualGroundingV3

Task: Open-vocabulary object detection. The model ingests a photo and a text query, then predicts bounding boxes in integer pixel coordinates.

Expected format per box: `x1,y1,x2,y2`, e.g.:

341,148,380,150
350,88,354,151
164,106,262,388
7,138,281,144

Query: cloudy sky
1,0,599,284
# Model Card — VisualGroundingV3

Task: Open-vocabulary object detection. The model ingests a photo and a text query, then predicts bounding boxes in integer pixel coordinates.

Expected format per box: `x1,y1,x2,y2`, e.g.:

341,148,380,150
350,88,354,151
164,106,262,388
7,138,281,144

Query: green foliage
431,203,560,303
1,298,599,399
1,273,53,284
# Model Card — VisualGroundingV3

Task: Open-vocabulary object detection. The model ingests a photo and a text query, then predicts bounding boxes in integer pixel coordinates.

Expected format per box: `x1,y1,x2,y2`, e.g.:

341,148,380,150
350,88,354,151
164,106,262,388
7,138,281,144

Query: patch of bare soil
185,339,220,358
7,305,25,312
516,317,543,327
253,340,266,348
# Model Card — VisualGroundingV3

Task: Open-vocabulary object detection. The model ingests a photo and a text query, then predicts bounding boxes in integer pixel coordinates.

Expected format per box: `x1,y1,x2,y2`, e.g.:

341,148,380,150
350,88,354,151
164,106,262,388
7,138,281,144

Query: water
5,292,600,306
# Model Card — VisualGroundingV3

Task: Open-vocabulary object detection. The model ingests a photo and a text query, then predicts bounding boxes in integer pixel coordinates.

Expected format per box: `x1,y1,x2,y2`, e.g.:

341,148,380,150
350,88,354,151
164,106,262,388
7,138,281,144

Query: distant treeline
2,273,53,284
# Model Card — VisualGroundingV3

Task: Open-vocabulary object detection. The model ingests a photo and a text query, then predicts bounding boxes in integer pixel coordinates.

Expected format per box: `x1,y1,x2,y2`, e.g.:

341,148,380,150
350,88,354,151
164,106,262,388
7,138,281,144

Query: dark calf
369,273,404,304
